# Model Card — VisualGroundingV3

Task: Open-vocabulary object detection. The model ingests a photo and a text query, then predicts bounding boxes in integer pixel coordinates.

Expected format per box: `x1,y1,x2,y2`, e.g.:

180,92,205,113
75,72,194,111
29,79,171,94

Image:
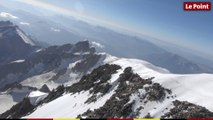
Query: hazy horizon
0,0,213,60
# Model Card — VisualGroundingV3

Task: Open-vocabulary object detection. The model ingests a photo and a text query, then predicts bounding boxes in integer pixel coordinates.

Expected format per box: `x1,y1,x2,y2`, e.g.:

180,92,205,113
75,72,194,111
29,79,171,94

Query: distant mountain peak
0,21,38,65
0,21,35,46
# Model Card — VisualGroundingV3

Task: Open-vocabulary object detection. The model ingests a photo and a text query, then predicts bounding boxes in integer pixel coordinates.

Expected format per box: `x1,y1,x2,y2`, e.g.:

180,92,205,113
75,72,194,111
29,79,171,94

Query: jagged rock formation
39,84,50,93
0,40,100,91
0,35,104,115
81,67,171,118
162,100,213,118
67,64,121,94
39,85,65,104
1,63,213,119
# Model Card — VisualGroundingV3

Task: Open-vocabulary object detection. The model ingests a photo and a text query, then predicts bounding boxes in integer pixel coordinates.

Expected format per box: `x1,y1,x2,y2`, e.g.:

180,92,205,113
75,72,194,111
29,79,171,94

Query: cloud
0,12,18,19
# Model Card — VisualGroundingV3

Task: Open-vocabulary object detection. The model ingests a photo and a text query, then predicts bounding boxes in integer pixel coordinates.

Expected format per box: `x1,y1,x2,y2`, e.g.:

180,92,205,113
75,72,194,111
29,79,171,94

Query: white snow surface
16,28,35,46
0,12,18,19
0,93,17,114
104,55,213,112
26,84,119,118
28,91,47,98
21,71,57,90
35,49,43,53
20,22,30,26
11,59,25,63
23,54,213,118
28,91,48,105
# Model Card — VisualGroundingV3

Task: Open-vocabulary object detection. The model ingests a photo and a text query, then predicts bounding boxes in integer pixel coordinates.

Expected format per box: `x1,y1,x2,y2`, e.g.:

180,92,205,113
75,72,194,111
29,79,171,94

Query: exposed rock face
39,84,50,93
72,40,95,53
73,53,101,74
38,85,66,104
0,64,122,118
2,64,213,119
0,40,100,91
0,98,34,119
81,67,170,118
162,100,213,118
145,83,171,101
68,64,121,94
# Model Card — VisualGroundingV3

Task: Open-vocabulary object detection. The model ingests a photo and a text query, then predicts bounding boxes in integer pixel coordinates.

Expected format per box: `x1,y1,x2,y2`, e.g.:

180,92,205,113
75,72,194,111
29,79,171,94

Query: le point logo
184,2,211,11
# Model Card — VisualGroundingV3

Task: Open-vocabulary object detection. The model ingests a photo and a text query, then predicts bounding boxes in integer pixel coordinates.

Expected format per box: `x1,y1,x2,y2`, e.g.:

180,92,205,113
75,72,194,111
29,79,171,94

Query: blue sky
1,0,213,58
30,0,213,56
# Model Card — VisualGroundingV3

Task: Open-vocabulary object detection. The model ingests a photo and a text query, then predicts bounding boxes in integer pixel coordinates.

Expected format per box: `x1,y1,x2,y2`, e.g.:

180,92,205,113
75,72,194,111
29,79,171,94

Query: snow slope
0,93,16,114
20,59,88,90
21,71,57,90
26,69,120,118
25,54,213,118
106,55,213,113
28,91,48,105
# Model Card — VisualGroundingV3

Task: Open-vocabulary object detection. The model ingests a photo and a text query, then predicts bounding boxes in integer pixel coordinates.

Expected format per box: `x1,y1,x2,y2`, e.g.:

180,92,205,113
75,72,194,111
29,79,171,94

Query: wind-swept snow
153,73,213,112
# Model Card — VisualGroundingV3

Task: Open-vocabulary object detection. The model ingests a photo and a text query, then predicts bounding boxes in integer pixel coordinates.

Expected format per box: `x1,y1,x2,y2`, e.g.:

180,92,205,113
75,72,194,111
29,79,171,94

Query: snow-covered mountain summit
0,21,35,46
1,48,213,118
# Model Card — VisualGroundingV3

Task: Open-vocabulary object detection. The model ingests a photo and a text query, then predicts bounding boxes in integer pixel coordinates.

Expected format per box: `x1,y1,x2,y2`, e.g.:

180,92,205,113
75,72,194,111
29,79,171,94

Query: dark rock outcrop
162,100,213,118
0,98,34,119
68,64,121,94
81,67,164,118
39,84,50,93
39,85,65,104
145,83,171,101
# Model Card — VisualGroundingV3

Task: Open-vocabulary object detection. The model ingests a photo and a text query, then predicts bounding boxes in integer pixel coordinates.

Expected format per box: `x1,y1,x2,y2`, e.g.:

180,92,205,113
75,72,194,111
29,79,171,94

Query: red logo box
184,2,211,11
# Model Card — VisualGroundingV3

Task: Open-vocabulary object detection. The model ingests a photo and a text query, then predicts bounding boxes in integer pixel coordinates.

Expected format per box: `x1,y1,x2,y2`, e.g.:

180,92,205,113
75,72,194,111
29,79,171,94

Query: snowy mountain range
0,23,213,118
0,10,213,74
1,48,213,118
